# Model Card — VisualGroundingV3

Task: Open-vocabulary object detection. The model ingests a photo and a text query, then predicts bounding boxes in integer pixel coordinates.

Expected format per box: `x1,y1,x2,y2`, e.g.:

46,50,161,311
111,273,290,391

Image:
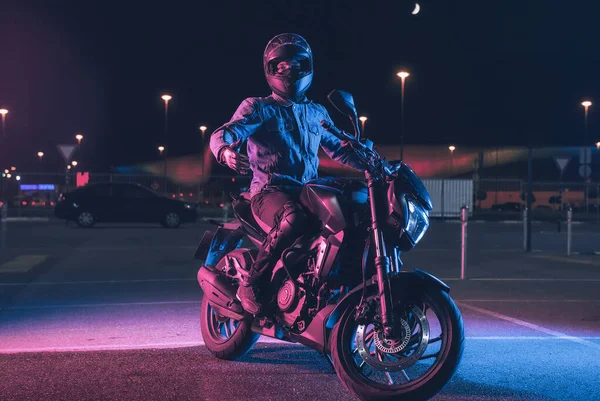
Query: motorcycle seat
232,194,267,242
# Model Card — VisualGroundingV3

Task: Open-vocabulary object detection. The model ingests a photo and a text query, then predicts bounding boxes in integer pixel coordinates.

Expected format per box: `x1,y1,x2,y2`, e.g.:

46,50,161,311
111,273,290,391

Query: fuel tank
299,177,368,235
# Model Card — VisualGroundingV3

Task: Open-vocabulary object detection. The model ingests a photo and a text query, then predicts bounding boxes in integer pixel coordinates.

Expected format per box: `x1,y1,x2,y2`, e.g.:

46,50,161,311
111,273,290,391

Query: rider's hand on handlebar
221,147,250,175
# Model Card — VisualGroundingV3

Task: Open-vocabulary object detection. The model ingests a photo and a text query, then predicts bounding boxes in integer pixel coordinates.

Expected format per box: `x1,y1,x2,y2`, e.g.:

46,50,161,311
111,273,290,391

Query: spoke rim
206,303,240,343
349,296,448,389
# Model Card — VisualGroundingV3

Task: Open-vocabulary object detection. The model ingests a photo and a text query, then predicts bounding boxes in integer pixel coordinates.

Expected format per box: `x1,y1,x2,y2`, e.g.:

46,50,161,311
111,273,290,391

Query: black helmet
263,33,313,100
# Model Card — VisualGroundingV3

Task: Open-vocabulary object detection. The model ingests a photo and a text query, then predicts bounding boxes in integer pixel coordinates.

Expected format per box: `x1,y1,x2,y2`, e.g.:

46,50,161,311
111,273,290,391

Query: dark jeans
250,186,301,230
247,186,305,283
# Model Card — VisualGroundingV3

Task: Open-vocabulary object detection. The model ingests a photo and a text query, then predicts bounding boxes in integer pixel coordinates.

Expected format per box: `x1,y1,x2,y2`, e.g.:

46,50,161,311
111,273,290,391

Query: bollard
567,207,572,256
523,207,529,251
460,206,468,280
0,202,7,249
222,203,229,223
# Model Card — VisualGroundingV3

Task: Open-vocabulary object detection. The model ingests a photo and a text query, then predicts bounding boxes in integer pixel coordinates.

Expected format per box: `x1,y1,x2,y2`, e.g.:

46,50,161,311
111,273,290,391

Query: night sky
0,0,599,172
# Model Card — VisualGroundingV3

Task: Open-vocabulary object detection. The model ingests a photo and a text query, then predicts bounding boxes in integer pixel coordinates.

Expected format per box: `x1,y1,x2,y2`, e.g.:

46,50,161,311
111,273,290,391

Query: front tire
200,296,260,360
330,289,464,401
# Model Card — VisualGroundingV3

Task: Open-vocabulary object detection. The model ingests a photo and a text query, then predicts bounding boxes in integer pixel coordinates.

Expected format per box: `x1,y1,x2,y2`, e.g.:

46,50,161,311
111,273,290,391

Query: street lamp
158,145,165,155
161,94,172,179
359,116,368,137
71,161,78,167
36,151,44,171
396,71,410,159
0,108,7,137
75,134,84,146
582,101,592,212
448,145,456,175
10,166,16,171
596,141,600,150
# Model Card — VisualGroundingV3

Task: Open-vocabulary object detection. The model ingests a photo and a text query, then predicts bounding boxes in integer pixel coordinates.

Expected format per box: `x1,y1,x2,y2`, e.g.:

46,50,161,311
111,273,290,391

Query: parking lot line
533,254,600,266
457,302,600,350
3,336,600,354
0,255,48,273
0,278,198,286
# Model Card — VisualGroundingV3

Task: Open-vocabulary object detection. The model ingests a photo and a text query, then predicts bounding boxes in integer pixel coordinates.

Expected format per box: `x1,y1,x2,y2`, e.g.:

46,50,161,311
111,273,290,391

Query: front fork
366,171,396,338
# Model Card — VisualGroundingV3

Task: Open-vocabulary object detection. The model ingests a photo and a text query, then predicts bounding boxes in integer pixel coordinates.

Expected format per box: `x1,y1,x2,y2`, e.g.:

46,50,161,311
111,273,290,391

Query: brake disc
355,305,430,372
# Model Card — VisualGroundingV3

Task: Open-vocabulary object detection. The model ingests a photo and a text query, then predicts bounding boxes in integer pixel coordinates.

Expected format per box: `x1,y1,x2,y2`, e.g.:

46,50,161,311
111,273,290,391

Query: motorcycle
195,90,464,401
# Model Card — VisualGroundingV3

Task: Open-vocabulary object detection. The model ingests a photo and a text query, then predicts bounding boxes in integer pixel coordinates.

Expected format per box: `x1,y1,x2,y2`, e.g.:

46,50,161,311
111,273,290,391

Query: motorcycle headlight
405,198,429,246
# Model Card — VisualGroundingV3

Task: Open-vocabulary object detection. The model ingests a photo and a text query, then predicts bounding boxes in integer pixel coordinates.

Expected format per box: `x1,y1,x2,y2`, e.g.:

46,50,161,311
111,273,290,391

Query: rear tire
200,296,260,360
330,289,464,401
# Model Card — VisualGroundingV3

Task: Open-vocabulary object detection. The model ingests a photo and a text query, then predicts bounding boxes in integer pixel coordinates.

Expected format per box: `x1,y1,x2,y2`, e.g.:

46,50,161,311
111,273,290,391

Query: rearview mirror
327,90,357,117
327,90,361,140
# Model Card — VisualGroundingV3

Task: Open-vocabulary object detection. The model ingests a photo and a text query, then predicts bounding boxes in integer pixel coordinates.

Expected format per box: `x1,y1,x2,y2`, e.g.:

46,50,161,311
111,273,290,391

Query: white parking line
2,300,202,310
456,299,600,302
0,278,197,286
457,302,600,350
3,336,600,354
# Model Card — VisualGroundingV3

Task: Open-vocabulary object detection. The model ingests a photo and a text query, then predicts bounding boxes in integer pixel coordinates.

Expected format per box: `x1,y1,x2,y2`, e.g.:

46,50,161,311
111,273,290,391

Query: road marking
456,299,600,302
457,302,600,350
0,278,198,286
2,300,202,310
457,278,600,282
0,255,48,273
3,336,600,354
533,254,600,266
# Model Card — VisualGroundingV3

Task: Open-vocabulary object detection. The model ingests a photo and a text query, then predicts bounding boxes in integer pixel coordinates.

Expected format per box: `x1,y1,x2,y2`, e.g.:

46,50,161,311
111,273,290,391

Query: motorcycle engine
276,277,309,331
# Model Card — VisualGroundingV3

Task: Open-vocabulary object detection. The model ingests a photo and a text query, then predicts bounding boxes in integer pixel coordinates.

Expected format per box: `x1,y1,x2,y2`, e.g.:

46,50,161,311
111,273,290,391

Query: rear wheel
330,289,464,401
200,296,260,360
76,211,95,228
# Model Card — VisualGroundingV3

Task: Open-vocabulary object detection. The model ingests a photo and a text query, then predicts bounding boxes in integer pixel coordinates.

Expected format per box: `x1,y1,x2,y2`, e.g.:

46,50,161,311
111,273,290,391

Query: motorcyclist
209,33,366,314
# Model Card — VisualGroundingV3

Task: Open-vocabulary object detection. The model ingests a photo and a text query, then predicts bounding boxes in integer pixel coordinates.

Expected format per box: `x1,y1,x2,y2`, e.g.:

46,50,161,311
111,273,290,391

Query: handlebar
320,120,400,179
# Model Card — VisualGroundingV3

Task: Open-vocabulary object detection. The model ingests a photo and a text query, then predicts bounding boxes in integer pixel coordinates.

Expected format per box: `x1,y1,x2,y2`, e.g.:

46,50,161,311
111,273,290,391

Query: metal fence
0,173,598,222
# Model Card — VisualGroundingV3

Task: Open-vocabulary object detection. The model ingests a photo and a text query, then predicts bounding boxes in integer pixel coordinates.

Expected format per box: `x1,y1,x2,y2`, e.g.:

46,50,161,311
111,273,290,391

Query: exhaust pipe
197,266,245,320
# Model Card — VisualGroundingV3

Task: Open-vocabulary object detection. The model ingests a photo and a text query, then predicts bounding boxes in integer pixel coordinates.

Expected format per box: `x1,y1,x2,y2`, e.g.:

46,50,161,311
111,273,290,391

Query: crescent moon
412,2,420,15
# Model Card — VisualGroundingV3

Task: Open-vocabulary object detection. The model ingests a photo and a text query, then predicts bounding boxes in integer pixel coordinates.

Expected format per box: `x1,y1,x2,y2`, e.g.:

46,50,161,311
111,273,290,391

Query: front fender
325,269,450,330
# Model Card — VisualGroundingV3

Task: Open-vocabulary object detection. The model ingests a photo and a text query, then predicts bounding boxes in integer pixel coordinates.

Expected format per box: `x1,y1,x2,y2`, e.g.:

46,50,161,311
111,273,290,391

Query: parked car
491,202,523,212
55,183,198,228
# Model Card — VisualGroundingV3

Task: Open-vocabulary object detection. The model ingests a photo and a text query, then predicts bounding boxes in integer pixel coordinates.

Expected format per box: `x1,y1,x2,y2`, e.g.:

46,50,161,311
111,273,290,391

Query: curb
3,217,51,223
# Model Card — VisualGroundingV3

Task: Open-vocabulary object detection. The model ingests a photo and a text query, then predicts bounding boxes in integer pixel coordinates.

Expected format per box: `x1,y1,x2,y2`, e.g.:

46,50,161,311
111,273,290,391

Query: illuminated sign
19,184,55,191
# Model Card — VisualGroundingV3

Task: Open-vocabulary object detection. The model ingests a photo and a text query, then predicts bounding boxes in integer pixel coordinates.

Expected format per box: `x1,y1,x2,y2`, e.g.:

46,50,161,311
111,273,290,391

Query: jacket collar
270,92,311,107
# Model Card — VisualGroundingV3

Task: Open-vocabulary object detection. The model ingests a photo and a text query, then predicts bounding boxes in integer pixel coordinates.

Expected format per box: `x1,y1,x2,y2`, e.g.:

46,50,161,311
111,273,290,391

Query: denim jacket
210,93,366,197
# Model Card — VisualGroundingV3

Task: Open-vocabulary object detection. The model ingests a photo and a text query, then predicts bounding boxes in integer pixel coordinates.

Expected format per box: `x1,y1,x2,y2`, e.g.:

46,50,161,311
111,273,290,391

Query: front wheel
200,296,260,360
330,289,464,401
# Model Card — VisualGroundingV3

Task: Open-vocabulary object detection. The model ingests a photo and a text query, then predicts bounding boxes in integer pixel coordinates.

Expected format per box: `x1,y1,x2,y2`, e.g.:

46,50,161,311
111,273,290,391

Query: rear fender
195,222,245,267
325,270,451,330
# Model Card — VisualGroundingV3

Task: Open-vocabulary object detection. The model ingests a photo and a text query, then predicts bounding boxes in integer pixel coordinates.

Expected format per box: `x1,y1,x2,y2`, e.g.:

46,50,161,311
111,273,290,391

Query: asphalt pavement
1,220,599,401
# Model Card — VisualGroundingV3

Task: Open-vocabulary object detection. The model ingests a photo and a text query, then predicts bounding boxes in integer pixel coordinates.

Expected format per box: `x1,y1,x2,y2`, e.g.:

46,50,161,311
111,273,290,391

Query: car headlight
405,198,429,245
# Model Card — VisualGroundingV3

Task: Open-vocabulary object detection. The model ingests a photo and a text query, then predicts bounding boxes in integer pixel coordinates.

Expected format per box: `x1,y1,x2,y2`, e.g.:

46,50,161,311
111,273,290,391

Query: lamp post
161,95,172,180
75,134,83,147
37,151,44,171
449,145,456,175
582,101,592,212
396,71,410,160
199,125,208,202
0,109,7,138
359,116,368,137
